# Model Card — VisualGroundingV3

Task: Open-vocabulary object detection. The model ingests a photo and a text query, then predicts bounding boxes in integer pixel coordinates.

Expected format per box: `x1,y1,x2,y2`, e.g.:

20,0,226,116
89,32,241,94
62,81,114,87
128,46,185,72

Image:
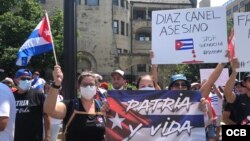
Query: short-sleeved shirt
63,98,105,141
224,103,241,124
227,94,250,124
13,90,45,141
0,83,16,141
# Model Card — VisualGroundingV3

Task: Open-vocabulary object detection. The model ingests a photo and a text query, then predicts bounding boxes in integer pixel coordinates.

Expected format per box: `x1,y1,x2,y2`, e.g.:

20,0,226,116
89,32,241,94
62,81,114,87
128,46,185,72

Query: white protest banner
200,68,229,86
234,12,250,72
152,6,228,64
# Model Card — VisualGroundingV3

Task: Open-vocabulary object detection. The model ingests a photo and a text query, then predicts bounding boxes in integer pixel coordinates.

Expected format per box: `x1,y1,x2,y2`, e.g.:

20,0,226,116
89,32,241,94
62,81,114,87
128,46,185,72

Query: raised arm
44,65,66,119
200,63,225,98
213,84,223,99
149,50,161,90
223,58,239,103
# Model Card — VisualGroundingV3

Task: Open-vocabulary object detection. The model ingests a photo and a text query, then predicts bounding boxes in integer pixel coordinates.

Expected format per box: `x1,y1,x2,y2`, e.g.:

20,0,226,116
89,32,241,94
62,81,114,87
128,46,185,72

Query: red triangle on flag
175,40,183,50
39,17,52,43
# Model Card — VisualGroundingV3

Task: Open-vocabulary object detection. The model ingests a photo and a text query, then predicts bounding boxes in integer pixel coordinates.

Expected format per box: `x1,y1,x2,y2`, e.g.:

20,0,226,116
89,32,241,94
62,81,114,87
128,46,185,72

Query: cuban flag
106,90,206,141
175,38,194,50
16,13,53,66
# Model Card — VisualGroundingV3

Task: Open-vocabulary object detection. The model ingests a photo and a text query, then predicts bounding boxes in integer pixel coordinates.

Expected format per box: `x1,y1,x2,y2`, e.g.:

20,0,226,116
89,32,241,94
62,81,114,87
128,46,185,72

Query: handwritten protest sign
200,68,229,86
106,90,206,141
152,6,228,64
234,12,250,72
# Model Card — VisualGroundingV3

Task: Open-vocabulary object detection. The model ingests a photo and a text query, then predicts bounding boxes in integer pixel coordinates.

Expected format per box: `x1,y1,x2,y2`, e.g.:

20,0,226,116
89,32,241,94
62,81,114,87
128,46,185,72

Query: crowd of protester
1,57,250,141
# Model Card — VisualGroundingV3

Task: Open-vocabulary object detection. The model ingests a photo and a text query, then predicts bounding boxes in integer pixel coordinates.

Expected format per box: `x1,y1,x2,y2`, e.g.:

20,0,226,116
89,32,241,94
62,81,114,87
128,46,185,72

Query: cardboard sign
234,12,250,72
152,6,228,64
200,68,229,86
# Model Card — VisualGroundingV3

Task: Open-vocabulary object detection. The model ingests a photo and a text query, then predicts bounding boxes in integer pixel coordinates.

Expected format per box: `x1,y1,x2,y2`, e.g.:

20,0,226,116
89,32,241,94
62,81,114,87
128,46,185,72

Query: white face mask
18,80,31,91
139,87,155,90
80,86,96,100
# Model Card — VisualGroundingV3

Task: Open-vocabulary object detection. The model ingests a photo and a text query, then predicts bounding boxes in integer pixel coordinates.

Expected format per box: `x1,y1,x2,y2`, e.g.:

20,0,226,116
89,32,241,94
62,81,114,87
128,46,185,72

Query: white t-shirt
0,83,16,141
45,94,63,125
209,92,223,116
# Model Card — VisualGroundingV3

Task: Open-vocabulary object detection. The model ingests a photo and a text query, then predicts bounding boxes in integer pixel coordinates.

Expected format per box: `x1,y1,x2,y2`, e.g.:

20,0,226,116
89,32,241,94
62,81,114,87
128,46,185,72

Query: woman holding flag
44,65,108,141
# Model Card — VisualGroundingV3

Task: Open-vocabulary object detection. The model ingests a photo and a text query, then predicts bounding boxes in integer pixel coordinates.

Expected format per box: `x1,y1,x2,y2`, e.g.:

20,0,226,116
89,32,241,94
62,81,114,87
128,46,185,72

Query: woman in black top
44,65,106,141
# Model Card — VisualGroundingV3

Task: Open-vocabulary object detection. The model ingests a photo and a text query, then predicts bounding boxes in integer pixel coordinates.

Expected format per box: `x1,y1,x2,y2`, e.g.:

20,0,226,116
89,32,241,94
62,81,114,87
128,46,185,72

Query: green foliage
227,18,234,39
174,63,217,83
0,0,63,79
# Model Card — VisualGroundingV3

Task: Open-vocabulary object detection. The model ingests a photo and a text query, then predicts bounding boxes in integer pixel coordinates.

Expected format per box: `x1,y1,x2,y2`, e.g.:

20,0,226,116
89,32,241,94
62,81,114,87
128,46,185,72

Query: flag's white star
44,29,50,36
109,113,125,129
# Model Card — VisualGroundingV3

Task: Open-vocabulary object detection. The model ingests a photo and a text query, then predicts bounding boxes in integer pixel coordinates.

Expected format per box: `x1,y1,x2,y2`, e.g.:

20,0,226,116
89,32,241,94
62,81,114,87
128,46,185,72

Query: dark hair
136,74,156,89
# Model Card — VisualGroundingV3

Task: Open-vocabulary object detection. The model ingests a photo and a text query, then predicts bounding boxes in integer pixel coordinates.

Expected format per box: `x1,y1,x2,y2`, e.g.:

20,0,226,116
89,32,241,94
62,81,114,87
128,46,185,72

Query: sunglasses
20,77,31,81
172,82,187,87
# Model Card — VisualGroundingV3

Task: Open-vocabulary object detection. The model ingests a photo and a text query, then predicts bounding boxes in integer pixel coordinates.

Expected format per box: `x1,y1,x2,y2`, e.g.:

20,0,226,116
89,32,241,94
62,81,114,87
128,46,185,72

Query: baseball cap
111,69,124,78
15,69,32,78
168,74,191,90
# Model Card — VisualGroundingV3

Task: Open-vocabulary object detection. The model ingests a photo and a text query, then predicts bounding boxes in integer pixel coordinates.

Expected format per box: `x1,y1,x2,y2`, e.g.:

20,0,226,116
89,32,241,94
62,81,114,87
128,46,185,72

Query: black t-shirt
63,98,105,141
13,90,45,141
224,103,241,124
228,94,250,124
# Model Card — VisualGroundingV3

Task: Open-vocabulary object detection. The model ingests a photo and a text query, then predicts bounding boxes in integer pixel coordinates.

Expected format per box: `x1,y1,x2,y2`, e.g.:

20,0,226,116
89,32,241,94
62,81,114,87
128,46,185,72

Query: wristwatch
51,82,61,89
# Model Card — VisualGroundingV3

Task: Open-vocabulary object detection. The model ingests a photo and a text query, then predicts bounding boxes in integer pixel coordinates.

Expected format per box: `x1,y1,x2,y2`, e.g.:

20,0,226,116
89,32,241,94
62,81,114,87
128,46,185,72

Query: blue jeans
206,124,216,140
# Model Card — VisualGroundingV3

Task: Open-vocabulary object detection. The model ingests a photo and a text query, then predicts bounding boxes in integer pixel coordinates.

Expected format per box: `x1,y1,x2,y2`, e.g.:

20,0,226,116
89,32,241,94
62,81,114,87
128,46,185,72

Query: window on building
123,49,128,53
121,0,125,7
240,0,245,8
121,21,125,35
226,9,232,16
113,0,118,6
126,0,129,9
113,20,119,34
137,32,151,41
126,23,129,36
38,0,46,3
85,0,99,6
246,2,250,12
134,10,145,20
117,48,122,54
137,64,146,72
147,10,152,20
233,5,239,12
76,0,81,5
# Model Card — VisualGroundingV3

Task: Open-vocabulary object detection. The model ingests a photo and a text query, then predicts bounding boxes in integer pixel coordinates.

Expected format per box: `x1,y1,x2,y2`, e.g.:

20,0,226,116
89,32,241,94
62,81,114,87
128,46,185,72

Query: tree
0,0,63,80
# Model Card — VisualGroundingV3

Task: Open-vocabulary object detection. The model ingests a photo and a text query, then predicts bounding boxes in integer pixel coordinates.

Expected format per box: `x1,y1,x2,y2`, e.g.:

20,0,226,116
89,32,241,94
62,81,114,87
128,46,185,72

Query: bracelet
51,82,61,89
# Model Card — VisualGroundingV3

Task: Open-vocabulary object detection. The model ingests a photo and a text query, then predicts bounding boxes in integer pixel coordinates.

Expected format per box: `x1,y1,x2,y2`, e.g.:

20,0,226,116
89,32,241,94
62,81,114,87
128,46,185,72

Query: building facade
42,0,196,84
199,0,210,7
225,0,250,19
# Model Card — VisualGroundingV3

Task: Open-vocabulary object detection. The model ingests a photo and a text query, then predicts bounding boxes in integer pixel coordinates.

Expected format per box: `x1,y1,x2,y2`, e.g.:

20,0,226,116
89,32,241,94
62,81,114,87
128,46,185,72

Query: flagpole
45,11,58,65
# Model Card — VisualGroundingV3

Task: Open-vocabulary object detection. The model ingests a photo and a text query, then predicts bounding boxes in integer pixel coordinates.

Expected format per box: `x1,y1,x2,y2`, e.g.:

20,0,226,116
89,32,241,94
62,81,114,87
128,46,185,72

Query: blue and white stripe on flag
16,14,53,66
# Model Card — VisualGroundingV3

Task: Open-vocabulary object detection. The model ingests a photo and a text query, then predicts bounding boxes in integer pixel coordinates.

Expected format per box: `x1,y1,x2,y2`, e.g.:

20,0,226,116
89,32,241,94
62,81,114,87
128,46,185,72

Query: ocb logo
226,129,246,136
